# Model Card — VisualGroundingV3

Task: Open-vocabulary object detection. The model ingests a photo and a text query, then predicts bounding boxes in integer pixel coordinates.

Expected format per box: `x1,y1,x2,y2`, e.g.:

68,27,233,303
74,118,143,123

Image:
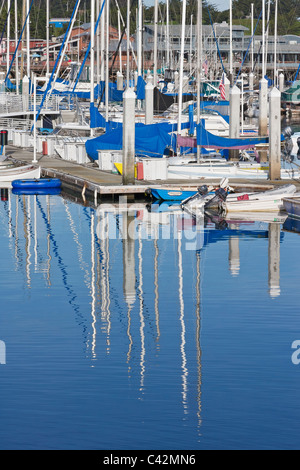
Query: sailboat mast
153,0,158,86
274,0,278,85
26,0,30,78
137,0,142,77
15,0,19,93
46,0,49,76
229,0,233,83
196,0,202,163
7,0,11,75
177,0,187,143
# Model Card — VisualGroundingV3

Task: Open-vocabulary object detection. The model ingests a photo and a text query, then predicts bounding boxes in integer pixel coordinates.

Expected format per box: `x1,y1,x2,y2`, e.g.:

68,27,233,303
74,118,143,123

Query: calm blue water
0,191,300,450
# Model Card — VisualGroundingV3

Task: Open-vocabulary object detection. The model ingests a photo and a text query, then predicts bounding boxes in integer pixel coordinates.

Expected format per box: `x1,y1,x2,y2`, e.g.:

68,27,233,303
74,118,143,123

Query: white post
229,85,240,160
224,74,230,100
122,88,136,185
279,73,284,92
249,72,254,97
269,87,281,180
117,71,124,90
259,77,268,136
145,81,154,125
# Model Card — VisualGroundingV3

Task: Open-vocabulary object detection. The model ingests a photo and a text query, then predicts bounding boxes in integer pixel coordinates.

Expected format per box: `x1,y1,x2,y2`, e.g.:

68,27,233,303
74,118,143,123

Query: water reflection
1,188,296,445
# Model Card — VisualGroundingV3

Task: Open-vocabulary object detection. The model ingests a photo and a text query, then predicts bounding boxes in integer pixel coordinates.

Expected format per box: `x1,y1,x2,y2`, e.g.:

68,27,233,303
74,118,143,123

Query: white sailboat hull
167,161,300,180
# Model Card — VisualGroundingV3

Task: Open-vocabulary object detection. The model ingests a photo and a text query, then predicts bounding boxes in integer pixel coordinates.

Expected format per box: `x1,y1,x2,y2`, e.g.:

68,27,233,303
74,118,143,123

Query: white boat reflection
0,190,291,432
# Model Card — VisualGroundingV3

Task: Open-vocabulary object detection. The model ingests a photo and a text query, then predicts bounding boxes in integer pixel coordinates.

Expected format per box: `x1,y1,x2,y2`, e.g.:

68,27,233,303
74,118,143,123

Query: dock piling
269,86,281,180
122,87,136,186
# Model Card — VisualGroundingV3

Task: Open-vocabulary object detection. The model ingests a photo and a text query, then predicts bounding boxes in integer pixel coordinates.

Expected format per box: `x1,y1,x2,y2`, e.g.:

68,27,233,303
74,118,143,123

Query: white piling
269,86,281,180
183,75,189,93
268,223,281,298
249,72,254,97
229,85,240,160
145,82,154,125
122,87,136,185
174,71,179,90
22,75,29,96
117,71,124,91
279,73,284,93
259,78,268,136
224,74,230,101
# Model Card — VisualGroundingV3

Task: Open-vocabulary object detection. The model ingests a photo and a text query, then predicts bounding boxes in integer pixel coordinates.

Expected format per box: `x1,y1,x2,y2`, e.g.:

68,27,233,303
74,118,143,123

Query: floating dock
6,144,300,204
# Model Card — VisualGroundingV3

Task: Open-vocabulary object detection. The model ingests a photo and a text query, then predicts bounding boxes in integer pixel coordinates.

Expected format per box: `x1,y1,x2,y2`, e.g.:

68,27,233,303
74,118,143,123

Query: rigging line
206,7,225,74
97,0,137,109
234,9,263,85
31,0,82,133
72,0,106,92
0,1,12,50
4,0,27,84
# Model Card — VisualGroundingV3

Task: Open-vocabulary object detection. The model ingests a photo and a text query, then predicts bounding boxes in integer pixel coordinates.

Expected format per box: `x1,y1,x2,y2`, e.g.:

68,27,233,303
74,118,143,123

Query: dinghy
0,165,41,182
12,178,62,190
182,182,298,215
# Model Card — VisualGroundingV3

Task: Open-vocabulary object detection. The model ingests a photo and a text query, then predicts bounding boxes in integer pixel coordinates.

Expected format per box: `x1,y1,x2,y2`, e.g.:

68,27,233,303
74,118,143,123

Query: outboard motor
205,187,228,213
197,185,209,196
297,137,300,160
282,126,294,162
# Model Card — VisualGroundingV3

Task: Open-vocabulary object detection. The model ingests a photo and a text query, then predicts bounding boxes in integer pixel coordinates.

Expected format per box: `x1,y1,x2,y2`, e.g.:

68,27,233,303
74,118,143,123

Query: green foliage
0,0,298,39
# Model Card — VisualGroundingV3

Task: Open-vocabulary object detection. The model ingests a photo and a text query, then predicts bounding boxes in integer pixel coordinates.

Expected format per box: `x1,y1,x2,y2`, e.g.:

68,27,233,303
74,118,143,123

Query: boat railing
0,92,78,116
0,117,31,130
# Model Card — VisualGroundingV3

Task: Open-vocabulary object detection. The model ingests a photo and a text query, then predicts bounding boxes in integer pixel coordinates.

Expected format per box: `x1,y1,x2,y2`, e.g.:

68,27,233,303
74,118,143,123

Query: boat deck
6,144,300,203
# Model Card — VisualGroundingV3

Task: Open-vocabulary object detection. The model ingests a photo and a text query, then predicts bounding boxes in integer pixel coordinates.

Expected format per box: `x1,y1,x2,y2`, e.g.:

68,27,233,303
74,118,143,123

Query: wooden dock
6,144,300,204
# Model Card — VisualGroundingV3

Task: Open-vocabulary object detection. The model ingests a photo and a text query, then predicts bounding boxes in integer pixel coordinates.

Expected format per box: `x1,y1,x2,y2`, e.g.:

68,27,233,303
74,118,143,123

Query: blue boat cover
196,120,269,149
85,120,192,160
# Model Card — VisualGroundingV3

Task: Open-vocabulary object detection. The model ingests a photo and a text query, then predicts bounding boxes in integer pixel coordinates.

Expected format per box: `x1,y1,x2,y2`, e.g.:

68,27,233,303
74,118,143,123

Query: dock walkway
6,144,300,203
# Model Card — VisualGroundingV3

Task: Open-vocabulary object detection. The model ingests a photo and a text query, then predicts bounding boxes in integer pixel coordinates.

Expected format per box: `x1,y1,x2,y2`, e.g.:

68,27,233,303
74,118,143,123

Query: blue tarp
85,120,193,160
196,120,269,149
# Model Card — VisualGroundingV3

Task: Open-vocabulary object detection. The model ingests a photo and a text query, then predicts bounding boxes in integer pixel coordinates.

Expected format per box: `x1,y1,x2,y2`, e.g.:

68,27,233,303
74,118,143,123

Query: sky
210,0,229,12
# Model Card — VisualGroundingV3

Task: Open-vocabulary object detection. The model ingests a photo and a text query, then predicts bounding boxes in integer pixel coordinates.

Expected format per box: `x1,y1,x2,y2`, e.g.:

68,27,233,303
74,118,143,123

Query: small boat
282,195,300,219
224,185,297,213
182,182,298,215
12,178,62,190
12,187,62,196
0,164,41,182
150,186,198,201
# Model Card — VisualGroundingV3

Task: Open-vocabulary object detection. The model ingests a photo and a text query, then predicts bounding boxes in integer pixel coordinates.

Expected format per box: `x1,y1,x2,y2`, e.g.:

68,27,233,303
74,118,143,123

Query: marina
1,0,300,453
